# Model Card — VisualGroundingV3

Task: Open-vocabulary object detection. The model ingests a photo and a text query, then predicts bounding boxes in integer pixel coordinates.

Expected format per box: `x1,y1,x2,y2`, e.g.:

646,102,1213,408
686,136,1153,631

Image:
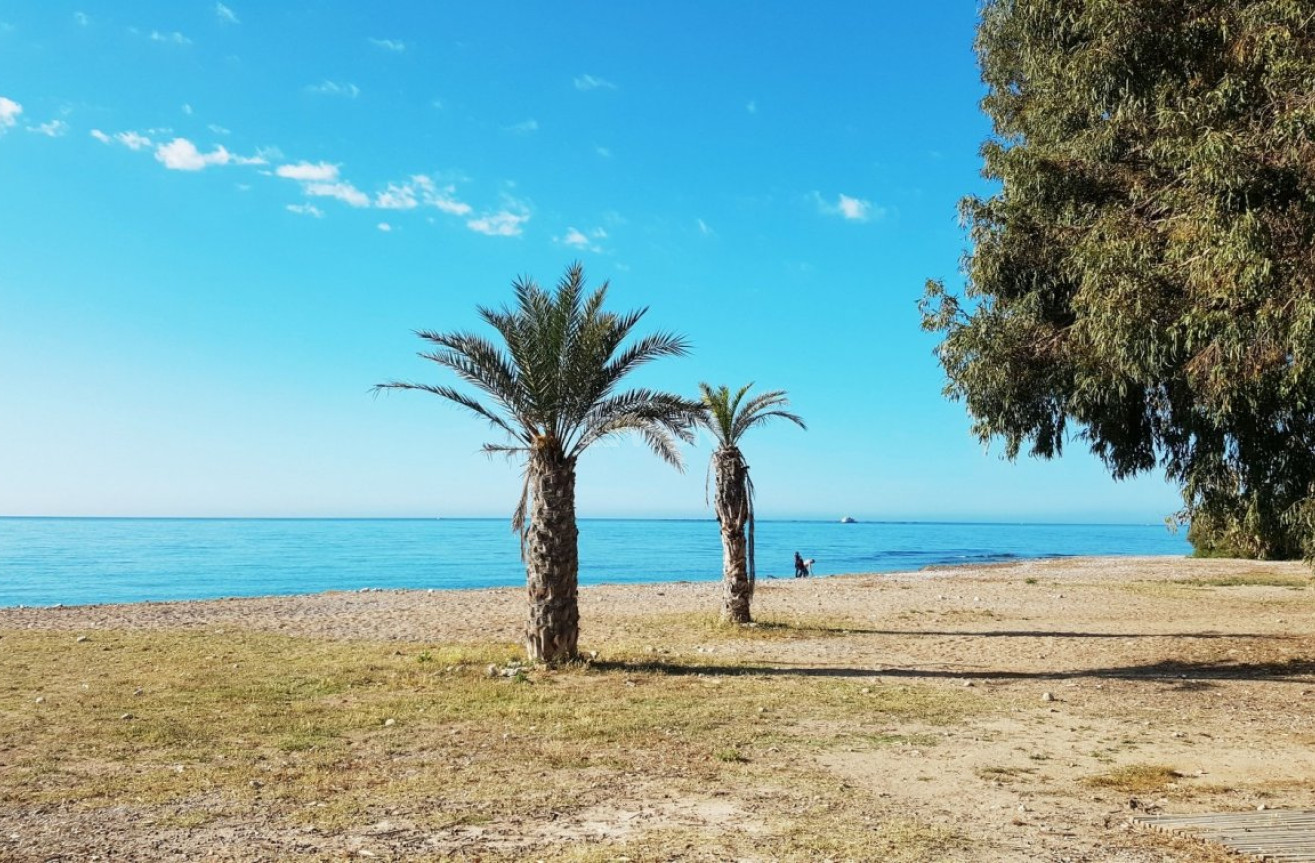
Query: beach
2,555,1312,861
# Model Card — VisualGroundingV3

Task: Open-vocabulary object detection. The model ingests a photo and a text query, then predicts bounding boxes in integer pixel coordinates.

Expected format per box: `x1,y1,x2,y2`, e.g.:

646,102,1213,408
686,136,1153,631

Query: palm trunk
524,442,580,663
714,446,753,624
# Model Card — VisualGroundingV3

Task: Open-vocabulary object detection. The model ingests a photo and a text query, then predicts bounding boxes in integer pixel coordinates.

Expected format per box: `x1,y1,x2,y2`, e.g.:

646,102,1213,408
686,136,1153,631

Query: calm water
0,518,1191,608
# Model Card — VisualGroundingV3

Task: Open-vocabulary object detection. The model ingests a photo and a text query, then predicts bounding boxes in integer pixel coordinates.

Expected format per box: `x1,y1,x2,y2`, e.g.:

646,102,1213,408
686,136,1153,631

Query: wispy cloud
155,137,264,170
505,119,538,135
375,182,417,210
275,161,338,181
150,30,192,46
208,124,231,135
28,119,68,137
306,80,359,98
697,218,714,236
182,103,194,115
0,96,22,132
369,37,405,52
468,200,531,237
573,74,616,91
115,130,153,150
813,191,880,222
377,222,393,232
215,3,239,24
303,181,370,207
413,175,472,216
558,226,607,252
286,203,323,218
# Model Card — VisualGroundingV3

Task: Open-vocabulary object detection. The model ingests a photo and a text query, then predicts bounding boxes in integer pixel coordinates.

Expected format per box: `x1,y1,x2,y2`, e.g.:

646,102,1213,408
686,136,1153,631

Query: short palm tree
696,383,806,624
377,264,701,663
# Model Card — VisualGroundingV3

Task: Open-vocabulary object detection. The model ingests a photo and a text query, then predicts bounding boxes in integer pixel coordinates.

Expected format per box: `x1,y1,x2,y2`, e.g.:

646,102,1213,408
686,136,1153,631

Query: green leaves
926,0,1315,559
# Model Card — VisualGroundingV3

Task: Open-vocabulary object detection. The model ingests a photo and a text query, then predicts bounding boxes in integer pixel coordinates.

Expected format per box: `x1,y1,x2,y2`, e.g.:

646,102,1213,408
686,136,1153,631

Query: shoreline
0,556,1299,646
0,553,1197,613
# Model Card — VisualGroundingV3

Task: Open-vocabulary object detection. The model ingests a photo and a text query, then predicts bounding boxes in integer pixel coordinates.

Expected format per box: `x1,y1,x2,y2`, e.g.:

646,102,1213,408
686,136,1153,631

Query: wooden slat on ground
1134,811,1315,862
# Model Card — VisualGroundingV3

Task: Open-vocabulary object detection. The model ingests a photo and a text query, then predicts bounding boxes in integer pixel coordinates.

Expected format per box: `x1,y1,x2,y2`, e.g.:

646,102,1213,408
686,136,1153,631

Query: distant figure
794,552,812,578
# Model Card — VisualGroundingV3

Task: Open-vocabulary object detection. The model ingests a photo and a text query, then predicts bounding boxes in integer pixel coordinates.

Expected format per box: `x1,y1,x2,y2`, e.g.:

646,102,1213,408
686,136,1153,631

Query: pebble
383,718,396,727
120,713,133,720
133,688,144,696
486,664,499,678
1042,692,1055,702
34,697,44,704
75,635,89,643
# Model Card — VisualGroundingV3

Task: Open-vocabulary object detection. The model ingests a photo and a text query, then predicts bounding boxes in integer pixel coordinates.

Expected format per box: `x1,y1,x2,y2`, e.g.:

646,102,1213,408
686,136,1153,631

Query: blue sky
0,2,1184,523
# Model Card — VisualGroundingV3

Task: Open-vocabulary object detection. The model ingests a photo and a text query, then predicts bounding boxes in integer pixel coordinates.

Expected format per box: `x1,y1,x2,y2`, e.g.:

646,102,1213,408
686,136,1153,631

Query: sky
0,2,1186,523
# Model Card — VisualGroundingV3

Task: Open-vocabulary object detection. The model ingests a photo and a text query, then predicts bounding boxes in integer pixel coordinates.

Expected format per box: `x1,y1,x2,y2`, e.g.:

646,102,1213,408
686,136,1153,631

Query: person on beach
794,552,809,578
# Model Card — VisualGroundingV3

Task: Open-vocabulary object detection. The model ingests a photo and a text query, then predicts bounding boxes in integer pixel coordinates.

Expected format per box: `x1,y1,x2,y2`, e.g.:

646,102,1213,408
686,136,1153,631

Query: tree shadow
593,657,1315,684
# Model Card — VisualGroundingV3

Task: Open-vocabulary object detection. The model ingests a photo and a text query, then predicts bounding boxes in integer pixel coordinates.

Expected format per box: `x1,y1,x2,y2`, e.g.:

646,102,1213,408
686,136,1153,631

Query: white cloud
369,37,405,52
90,128,111,144
275,160,339,181
574,74,616,91
117,131,152,150
215,3,239,24
375,182,418,210
28,119,68,137
377,222,393,232
74,12,90,26
286,203,323,218
303,181,370,207
697,218,714,236
0,96,22,131
306,80,359,98
154,137,264,170
467,203,530,237
505,119,538,135
150,30,192,46
814,191,880,222
417,177,472,215
208,123,231,135
558,226,607,252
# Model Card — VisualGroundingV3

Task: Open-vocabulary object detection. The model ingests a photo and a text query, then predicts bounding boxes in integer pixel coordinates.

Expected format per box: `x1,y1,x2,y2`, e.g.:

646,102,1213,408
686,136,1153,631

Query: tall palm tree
377,264,700,663
697,383,806,624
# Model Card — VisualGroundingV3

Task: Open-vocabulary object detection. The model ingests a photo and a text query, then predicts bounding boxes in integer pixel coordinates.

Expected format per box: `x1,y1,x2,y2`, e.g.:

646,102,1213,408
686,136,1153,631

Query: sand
2,555,1313,861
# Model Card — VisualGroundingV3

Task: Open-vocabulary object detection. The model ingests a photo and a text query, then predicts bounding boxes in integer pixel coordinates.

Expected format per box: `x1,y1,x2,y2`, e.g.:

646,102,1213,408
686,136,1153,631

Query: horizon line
0,515,1175,528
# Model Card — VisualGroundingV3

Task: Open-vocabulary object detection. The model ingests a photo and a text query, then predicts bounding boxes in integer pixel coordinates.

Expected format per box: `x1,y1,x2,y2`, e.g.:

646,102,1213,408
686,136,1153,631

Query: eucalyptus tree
921,0,1315,558
378,264,701,662
697,383,806,624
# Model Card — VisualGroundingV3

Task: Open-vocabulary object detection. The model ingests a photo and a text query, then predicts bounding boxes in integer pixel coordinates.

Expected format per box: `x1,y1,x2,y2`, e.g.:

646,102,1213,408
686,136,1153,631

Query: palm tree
696,383,806,624
377,264,700,663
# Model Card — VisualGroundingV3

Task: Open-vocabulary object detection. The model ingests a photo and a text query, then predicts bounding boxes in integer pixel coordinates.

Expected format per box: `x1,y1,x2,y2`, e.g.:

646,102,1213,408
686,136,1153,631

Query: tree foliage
922,0,1315,559
378,263,699,541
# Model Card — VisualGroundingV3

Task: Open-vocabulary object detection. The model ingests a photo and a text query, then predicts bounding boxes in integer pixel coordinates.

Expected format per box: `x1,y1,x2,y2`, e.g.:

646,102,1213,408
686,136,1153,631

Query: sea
0,517,1192,608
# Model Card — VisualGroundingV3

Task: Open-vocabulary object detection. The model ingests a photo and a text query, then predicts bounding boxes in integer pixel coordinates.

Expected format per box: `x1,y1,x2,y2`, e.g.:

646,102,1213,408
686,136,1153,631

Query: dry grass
1084,764,1182,794
0,628,987,859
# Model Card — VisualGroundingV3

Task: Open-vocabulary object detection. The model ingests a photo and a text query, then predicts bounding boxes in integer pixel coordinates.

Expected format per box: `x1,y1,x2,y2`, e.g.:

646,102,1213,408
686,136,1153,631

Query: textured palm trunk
524,442,580,663
714,446,753,624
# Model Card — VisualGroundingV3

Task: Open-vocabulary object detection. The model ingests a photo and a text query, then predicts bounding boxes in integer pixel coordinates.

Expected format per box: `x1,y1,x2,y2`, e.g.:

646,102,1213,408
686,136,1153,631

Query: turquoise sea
0,517,1192,608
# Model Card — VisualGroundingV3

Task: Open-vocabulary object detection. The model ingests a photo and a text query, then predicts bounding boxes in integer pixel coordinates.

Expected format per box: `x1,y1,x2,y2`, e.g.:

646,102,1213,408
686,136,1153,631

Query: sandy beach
2,555,1312,861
